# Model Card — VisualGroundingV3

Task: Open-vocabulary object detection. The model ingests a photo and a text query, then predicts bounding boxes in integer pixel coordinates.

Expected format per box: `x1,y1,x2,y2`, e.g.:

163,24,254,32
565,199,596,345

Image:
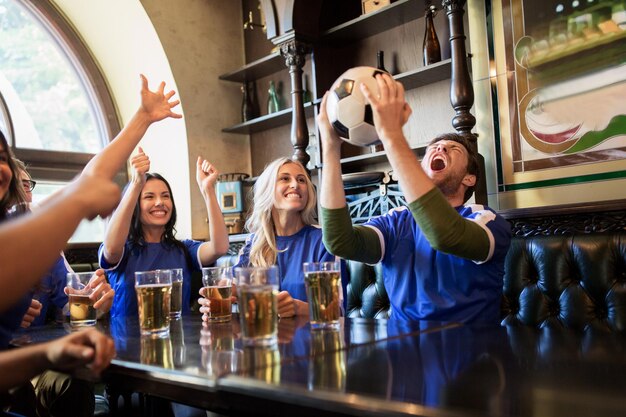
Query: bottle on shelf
614,0,626,30
241,82,255,123
549,4,569,47
267,80,280,114
302,74,312,104
567,0,585,41
277,81,286,110
371,50,387,153
376,50,389,73
422,5,441,66
250,80,260,119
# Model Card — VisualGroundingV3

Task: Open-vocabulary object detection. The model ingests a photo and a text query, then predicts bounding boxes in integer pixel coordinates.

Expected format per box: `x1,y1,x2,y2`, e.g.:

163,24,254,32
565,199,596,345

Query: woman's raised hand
196,157,219,196
131,147,150,184
139,74,182,123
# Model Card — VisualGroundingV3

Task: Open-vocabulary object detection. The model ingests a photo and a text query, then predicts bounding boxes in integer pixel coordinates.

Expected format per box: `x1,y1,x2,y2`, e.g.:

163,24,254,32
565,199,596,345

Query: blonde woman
199,157,347,319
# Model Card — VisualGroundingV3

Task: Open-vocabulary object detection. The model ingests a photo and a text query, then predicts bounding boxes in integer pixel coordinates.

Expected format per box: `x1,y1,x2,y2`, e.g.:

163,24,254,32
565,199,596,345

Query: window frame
3,0,122,182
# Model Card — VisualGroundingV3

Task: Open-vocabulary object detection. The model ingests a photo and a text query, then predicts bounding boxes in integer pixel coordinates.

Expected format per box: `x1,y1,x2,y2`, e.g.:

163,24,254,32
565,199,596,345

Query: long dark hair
0,130,27,221
128,173,186,255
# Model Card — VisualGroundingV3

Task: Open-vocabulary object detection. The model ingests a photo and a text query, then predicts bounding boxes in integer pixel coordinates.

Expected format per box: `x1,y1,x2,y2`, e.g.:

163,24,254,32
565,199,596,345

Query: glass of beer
135,270,172,337
202,267,233,322
66,271,98,327
167,268,184,318
235,266,279,346
303,261,342,329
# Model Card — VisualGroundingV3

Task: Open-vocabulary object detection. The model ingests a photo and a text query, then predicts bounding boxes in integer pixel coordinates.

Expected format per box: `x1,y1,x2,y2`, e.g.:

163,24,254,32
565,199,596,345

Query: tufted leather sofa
345,260,390,319
501,232,626,331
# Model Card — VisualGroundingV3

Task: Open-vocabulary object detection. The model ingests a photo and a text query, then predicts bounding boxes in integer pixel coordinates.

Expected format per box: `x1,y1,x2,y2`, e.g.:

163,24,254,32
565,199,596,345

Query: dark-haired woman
99,147,228,318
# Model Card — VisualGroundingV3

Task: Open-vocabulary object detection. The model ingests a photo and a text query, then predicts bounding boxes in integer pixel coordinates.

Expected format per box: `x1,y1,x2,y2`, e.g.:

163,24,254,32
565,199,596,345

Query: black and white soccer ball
326,66,387,147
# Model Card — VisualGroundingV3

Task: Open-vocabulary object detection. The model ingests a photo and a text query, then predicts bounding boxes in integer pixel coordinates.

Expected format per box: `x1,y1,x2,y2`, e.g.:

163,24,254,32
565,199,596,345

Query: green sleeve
320,206,382,264
408,188,490,261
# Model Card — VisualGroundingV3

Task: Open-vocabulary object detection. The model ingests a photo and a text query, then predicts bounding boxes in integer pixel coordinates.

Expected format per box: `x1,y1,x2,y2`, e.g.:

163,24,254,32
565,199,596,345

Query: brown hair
0,130,27,220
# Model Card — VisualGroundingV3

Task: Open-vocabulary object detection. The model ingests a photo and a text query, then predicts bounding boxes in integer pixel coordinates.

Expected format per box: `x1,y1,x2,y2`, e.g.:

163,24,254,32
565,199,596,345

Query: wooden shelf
321,0,426,43
219,52,284,83
395,58,454,89
222,101,317,135
219,0,429,83
331,145,426,170
219,57,456,135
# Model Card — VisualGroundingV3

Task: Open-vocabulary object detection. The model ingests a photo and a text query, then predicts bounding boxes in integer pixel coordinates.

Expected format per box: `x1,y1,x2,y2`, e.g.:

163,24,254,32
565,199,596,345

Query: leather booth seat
345,260,389,319
502,232,626,331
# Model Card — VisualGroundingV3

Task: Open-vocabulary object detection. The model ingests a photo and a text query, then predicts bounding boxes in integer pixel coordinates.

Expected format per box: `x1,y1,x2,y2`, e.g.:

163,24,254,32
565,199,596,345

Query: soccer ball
326,66,387,147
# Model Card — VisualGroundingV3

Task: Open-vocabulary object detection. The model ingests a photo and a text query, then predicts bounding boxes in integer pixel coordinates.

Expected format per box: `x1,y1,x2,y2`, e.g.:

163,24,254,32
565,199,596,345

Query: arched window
0,0,121,242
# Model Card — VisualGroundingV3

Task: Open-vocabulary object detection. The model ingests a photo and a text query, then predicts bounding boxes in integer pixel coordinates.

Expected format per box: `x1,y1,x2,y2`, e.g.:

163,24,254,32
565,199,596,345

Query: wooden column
442,0,487,204
280,39,311,168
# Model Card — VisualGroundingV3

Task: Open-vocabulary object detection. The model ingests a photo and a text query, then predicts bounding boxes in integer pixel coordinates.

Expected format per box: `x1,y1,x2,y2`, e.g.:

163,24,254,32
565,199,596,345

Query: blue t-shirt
99,240,203,318
365,204,511,324
32,255,70,326
235,225,348,306
0,292,32,349
0,255,70,347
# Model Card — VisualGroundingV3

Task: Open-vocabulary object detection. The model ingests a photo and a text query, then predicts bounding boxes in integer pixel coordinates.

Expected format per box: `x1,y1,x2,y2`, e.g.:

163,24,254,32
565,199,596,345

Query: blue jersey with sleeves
32,255,71,326
235,225,348,307
365,204,511,324
99,240,203,318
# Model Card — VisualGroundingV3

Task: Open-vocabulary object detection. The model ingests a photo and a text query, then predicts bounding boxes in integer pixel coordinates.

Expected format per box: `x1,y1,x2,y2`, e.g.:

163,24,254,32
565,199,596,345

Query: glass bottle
267,80,280,114
567,0,585,40
250,80,260,119
549,4,569,47
241,83,254,122
376,50,388,73
302,74,312,104
370,50,387,153
422,5,441,66
614,0,626,31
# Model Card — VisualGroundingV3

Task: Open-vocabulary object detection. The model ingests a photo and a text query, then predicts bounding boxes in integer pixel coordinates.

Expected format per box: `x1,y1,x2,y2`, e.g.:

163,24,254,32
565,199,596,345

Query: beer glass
235,266,279,346
303,261,342,329
201,266,234,322
135,270,172,336
66,271,98,327
167,268,184,318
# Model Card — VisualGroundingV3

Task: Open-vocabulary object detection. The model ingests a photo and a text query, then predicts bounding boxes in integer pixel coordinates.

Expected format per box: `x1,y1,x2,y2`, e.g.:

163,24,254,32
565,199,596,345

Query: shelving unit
220,57,457,134
334,145,426,170
218,52,283,83
321,0,426,43
221,100,318,135
219,0,463,180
